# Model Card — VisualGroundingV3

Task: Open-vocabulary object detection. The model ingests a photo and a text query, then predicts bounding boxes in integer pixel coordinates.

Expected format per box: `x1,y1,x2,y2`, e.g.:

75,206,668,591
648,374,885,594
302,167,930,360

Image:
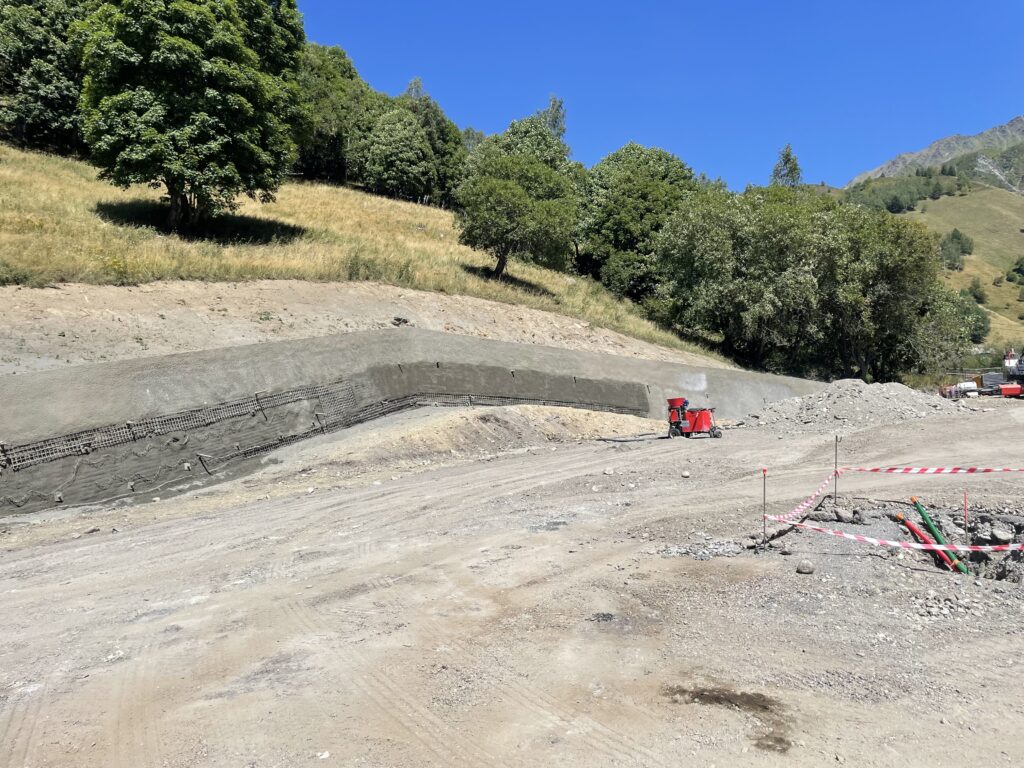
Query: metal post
254,391,269,421
834,435,841,506
762,467,768,547
196,453,212,475
964,490,969,548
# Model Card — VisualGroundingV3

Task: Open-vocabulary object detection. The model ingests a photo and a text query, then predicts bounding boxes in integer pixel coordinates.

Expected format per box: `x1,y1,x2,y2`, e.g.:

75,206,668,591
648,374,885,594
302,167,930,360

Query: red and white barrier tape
845,466,1024,475
773,469,838,523
765,465,1024,553
784,521,1024,553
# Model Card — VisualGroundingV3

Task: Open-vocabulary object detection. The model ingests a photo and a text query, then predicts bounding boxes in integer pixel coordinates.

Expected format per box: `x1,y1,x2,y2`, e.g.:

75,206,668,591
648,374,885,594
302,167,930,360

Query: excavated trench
803,497,1024,582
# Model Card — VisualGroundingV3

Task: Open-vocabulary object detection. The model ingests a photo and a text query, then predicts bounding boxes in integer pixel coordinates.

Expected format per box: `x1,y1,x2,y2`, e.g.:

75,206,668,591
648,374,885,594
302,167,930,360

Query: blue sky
299,1,1024,189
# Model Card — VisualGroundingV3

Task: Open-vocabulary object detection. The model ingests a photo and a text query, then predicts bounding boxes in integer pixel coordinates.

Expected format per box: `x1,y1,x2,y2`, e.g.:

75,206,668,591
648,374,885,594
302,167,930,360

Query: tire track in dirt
420,576,672,768
283,599,497,767
0,668,53,768
111,635,162,768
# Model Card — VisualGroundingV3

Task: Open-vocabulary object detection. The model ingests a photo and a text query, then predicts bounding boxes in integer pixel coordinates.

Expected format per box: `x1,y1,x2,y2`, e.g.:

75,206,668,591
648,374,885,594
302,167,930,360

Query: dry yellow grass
0,144,723,361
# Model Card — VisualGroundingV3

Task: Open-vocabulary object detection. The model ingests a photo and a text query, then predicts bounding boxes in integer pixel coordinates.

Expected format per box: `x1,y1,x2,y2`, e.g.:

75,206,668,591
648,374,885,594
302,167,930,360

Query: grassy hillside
0,144,723,361
901,185,1024,341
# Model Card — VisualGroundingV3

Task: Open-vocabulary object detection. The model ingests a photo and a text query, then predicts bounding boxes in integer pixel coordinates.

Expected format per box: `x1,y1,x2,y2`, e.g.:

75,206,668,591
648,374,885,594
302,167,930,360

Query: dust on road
3,404,1024,767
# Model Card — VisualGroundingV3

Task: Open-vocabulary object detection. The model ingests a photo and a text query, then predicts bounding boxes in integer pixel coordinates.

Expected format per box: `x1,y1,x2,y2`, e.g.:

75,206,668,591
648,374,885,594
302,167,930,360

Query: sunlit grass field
0,144,723,361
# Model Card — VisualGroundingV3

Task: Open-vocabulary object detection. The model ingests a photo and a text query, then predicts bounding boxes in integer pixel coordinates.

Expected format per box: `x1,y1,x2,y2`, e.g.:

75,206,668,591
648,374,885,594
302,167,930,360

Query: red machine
667,397,722,439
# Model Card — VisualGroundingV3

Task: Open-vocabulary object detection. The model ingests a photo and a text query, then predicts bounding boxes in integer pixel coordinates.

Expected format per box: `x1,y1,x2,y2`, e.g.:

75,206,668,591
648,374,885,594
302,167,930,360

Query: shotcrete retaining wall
0,329,821,514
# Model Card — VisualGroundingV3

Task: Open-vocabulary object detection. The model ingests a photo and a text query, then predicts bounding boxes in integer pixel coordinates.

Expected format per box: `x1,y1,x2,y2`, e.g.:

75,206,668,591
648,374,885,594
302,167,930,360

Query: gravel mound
747,378,963,434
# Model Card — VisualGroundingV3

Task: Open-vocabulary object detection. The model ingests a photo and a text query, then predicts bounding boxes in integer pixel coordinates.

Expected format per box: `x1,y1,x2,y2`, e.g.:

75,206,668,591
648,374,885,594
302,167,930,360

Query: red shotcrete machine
666,397,722,439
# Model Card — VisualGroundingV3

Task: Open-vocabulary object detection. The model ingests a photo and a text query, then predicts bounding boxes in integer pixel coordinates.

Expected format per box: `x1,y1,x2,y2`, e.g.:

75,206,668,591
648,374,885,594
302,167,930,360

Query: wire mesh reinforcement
2,382,643,474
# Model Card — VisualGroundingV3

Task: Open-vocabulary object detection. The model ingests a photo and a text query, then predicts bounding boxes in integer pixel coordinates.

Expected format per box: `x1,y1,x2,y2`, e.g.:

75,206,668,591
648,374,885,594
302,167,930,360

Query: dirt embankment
0,281,730,375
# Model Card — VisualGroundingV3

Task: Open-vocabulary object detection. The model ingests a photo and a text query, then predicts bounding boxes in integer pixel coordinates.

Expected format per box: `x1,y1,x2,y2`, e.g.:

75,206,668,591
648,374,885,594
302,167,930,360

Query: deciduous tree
78,0,300,228
364,108,436,200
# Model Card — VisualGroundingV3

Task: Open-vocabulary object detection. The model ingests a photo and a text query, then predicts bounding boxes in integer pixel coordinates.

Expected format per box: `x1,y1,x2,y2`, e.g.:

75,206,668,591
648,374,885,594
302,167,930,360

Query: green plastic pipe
912,496,969,575
896,513,958,572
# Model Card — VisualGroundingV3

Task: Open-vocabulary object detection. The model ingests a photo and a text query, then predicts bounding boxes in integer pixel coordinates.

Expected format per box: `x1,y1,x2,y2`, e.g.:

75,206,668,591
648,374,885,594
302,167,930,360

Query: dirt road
2,406,1023,767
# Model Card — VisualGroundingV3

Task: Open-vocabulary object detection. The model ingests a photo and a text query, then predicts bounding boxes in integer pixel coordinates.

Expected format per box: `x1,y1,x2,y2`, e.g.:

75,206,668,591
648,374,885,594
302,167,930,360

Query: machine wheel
683,432,693,439
668,426,680,438
710,427,723,439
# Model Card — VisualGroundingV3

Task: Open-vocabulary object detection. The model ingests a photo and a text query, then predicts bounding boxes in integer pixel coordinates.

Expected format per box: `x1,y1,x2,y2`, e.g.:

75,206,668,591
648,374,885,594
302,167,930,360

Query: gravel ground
3,401,1024,767
745,378,980,434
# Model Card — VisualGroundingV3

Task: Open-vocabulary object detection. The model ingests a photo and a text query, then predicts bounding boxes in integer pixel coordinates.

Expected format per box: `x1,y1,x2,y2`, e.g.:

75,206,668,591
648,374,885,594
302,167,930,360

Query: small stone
796,559,815,575
681,470,691,479
604,467,615,475
84,527,100,535
991,527,1014,544
835,509,854,524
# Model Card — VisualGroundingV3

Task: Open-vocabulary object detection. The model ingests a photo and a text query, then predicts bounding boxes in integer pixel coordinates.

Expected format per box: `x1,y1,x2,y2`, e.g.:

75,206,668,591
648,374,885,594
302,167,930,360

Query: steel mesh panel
4,381,642,474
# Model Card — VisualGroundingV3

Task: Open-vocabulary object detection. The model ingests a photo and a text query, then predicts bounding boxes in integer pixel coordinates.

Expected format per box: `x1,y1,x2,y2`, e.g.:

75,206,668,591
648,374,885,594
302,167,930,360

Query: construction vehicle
667,397,722,439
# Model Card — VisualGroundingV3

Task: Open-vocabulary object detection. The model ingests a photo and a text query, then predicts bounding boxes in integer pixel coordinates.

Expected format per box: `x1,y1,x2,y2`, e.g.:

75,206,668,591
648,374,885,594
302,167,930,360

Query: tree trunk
493,253,509,280
165,180,191,230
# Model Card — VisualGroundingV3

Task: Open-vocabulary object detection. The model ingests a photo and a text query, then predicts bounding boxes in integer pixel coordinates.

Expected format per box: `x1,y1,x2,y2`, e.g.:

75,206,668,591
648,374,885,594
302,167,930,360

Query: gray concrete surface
1,328,819,442
0,329,821,513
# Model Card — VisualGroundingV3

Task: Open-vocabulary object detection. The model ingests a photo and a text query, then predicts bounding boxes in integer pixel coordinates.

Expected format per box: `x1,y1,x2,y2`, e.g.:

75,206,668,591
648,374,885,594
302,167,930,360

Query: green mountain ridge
847,115,1024,188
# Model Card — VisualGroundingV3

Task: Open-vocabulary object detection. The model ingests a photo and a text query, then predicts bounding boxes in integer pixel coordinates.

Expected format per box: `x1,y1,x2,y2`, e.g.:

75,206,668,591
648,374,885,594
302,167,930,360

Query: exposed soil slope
0,280,731,375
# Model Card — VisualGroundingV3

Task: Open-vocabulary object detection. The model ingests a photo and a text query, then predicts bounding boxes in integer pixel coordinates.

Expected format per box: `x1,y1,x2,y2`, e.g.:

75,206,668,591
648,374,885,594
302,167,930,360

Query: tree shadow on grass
461,264,555,298
95,200,307,245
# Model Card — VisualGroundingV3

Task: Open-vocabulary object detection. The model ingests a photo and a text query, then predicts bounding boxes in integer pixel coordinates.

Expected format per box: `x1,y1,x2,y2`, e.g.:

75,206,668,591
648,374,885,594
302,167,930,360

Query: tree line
0,0,984,380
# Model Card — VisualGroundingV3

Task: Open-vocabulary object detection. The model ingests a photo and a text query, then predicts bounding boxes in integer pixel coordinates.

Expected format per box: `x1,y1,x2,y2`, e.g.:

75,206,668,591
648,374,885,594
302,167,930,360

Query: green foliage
364,108,436,200
1019,286,1024,302
846,174,958,212
577,142,698,300
654,185,972,379
953,293,989,343
455,149,576,278
294,43,378,184
599,250,662,304
462,127,486,152
397,78,466,206
939,227,973,270
235,0,303,78
770,143,802,187
292,49,467,207
77,0,303,228
454,98,579,278
0,0,91,153
939,237,964,270
964,276,987,304
474,96,573,175
949,227,973,254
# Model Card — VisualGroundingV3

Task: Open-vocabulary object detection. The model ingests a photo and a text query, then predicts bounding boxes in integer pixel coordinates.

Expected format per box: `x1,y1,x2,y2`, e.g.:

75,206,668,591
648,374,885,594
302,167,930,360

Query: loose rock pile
747,379,966,434
660,537,742,560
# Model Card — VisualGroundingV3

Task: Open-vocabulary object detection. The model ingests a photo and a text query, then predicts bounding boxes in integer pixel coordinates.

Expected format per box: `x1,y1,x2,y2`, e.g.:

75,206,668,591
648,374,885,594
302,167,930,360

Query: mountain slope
901,185,1024,341
848,115,1024,187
